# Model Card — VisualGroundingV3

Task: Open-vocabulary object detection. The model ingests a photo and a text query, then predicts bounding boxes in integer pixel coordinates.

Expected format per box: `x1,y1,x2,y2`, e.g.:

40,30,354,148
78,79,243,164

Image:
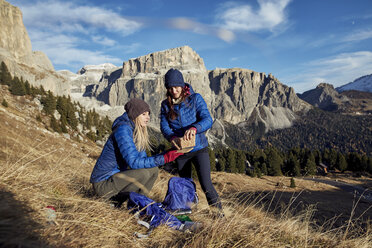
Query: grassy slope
0,86,371,247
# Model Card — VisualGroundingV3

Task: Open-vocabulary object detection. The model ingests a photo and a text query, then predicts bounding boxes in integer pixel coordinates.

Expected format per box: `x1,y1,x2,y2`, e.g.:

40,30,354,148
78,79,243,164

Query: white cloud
28,30,122,69
165,17,236,42
92,36,117,46
216,28,235,42
11,0,138,71
343,29,372,42
20,0,142,36
217,0,292,32
284,51,372,93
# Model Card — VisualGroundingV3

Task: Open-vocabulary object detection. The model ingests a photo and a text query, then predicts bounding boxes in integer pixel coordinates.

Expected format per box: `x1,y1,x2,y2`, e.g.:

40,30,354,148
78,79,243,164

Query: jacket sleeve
160,102,175,141
192,93,213,133
114,125,165,169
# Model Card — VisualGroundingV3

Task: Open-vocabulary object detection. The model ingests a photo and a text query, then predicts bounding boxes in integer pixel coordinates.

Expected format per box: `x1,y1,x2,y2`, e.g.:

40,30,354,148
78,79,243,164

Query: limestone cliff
298,83,349,112
209,68,311,131
0,0,69,95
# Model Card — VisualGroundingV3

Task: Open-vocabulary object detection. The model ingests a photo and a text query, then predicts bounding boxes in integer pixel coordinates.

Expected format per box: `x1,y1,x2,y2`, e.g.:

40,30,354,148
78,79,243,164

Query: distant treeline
0,61,112,142
225,108,372,157
149,131,372,177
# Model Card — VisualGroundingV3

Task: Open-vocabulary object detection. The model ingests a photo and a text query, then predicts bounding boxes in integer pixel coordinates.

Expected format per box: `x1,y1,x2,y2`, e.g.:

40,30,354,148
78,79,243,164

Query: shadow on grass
225,187,372,234
0,188,51,247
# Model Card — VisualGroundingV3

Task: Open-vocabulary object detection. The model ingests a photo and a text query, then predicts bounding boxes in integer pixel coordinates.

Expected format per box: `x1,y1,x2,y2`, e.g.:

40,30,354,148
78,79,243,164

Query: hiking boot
179,221,203,233
210,206,225,219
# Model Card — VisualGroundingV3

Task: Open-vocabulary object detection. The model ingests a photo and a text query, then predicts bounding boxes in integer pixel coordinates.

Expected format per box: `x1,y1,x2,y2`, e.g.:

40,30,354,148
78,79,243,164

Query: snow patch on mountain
337,74,372,93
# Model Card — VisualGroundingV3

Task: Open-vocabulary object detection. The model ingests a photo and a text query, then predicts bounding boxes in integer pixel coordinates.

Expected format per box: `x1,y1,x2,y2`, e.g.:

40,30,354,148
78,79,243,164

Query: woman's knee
146,166,159,179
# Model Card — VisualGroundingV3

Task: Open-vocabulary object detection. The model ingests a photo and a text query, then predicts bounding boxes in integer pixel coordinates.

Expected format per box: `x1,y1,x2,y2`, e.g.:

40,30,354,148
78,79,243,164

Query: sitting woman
90,98,183,206
160,68,224,217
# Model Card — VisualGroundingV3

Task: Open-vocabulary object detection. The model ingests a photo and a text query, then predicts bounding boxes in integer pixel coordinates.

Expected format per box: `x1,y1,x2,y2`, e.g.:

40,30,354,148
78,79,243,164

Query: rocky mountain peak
208,67,310,130
122,45,207,77
0,0,31,60
317,82,334,90
77,63,119,82
298,83,349,112
0,0,69,95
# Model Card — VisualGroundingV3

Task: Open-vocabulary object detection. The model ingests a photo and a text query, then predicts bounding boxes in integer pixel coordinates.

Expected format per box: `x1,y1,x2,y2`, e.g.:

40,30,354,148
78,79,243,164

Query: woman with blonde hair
90,98,183,207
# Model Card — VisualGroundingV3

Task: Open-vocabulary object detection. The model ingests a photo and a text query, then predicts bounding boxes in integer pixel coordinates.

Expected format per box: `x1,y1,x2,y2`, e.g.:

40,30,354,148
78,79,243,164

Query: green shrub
290,177,296,188
2,99,8,107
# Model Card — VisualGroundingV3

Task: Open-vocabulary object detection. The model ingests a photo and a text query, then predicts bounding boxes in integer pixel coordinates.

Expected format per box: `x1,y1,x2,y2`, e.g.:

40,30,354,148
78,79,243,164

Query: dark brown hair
166,87,188,120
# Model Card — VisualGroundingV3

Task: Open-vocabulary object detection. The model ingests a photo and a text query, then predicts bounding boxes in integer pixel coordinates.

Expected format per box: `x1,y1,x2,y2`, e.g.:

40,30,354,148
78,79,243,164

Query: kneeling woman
90,98,182,205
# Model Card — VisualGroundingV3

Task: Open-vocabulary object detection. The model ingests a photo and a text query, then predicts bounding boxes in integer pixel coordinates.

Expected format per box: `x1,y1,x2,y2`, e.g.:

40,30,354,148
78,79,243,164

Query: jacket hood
112,112,133,131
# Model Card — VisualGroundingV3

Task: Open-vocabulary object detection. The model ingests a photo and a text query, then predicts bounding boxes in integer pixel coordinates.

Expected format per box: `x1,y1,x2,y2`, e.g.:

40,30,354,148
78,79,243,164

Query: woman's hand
183,127,197,141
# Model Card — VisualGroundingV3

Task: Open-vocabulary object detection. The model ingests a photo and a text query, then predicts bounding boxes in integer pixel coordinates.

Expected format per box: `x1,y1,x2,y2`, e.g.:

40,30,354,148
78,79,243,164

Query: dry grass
0,87,371,247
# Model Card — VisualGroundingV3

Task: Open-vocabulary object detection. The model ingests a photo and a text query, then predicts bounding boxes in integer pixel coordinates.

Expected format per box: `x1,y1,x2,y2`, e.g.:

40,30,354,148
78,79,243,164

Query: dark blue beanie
164,68,185,89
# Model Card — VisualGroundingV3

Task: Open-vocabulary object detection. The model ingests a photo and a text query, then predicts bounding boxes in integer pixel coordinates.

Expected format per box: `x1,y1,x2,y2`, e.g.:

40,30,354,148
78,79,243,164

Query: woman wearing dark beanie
160,68,224,217
90,98,183,207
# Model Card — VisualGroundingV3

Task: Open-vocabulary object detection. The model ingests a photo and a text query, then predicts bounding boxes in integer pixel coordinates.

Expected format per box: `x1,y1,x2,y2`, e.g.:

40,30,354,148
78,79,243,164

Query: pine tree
40,91,56,115
290,177,296,188
336,153,347,172
252,149,266,165
286,152,301,176
85,110,93,129
347,152,362,172
24,80,31,95
329,149,338,170
60,115,68,133
50,116,61,133
265,147,283,176
0,62,12,85
313,149,322,165
361,155,369,172
215,149,226,172
226,148,237,173
261,163,268,175
304,154,317,176
236,150,246,174
254,165,262,178
208,147,216,171
9,76,26,96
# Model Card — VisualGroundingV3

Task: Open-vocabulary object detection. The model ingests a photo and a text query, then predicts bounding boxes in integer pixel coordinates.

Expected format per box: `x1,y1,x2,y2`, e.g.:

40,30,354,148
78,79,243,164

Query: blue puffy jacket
90,112,165,183
160,84,213,152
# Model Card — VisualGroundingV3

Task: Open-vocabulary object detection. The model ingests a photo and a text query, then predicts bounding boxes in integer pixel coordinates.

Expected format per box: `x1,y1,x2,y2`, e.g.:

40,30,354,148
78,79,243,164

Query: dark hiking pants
176,148,222,209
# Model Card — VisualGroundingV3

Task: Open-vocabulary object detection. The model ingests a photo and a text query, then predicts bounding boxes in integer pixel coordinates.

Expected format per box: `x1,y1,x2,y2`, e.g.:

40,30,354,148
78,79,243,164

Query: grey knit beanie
124,98,150,120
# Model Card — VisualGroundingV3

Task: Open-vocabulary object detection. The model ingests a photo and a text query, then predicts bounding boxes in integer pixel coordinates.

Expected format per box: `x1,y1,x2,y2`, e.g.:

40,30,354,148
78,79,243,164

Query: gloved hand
163,150,184,163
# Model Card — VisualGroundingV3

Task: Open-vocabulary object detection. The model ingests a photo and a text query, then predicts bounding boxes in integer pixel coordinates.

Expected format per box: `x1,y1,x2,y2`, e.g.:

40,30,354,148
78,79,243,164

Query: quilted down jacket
90,112,165,183
160,83,213,152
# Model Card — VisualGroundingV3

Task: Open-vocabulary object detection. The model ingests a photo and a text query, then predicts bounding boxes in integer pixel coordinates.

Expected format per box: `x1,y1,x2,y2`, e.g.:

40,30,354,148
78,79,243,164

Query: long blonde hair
133,116,153,152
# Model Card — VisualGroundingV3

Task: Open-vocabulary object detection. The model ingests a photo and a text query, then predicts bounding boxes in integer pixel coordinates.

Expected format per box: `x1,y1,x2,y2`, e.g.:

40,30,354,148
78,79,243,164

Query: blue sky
7,0,372,93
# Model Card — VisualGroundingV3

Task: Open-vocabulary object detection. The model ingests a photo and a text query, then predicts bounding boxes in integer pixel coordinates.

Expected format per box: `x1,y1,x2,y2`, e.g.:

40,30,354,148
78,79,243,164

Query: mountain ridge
336,74,372,93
